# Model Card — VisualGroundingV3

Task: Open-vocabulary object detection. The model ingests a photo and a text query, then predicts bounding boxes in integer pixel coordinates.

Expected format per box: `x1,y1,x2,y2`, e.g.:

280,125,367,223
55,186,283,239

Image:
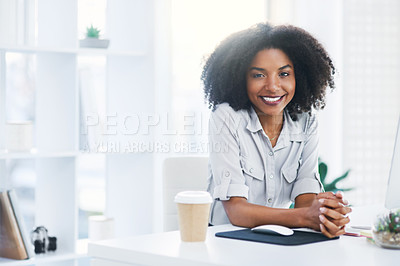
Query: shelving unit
0,150,79,160
0,0,157,263
0,46,147,57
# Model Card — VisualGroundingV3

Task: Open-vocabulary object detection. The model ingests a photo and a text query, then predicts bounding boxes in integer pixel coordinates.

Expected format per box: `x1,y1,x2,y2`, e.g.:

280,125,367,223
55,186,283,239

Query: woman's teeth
262,96,282,102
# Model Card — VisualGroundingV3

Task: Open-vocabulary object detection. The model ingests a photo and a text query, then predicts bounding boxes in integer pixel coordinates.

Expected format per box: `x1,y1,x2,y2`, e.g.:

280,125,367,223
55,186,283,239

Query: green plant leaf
319,161,328,183
86,24,101,38
317,157,353,192
324,184,336,192
330,170,351,187
339,188,353,192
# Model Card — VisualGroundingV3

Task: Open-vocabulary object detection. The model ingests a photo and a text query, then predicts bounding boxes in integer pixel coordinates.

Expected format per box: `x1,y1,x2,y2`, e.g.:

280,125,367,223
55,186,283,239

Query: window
342,0,400,205
170,0,267,152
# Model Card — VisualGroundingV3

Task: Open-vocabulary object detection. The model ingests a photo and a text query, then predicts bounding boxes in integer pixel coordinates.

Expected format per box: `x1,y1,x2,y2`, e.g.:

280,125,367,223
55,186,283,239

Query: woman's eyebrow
249,67,265,71
249,65,292,72
279,64,292,70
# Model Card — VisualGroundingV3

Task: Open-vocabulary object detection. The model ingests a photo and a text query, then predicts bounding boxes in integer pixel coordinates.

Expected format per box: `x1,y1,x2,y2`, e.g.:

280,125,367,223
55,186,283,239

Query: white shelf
0,238,89,265
77,48,146,57
0,45,146,57
0,252,87,266
0,149,80,160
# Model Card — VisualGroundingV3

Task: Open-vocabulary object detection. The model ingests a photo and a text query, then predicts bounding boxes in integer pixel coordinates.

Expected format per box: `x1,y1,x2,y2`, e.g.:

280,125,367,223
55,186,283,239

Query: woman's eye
280,72,289,77
252,73,264,78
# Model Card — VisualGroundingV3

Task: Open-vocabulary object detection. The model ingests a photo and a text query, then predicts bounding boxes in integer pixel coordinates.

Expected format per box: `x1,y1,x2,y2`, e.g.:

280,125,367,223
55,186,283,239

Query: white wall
268,0,344,180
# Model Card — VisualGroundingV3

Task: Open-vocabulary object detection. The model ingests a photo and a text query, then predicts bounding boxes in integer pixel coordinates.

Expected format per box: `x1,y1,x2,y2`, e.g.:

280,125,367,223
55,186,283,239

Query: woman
202,23,351,238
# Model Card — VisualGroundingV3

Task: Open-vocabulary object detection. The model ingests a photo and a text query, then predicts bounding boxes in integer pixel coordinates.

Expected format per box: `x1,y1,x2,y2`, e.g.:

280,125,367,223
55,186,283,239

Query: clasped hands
312,191,352,238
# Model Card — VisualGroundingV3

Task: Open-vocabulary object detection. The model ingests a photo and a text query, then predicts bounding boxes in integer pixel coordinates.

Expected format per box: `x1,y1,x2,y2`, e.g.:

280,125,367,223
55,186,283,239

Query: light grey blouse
207,103,323,225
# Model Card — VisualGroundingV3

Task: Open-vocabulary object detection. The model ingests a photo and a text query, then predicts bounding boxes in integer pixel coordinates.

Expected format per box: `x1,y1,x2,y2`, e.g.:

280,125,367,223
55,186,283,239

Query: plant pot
373,230,400,249
373,209,400,249
79,38,110,49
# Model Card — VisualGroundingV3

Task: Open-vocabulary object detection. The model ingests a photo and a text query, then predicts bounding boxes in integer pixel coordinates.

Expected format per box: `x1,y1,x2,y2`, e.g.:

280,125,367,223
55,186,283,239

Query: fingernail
320,207,326,213
319,215,325,222
319,224,323,231
343,199,349,205
319,199,324,204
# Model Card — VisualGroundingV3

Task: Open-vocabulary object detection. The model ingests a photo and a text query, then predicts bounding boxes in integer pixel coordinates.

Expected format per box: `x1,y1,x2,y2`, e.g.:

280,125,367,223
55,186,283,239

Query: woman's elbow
222,198,252,227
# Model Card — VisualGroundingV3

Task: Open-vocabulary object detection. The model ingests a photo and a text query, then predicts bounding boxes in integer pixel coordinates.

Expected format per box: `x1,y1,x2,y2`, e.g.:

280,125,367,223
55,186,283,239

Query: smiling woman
202,23,351,239
246,49,296,146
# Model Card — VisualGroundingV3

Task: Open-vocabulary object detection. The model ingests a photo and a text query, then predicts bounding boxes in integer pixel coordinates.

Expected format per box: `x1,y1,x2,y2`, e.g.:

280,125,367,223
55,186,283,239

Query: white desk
88,206,400,266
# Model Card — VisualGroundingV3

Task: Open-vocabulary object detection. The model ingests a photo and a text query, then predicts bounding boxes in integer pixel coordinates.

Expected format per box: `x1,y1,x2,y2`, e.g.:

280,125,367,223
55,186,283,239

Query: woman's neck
256,111,284,141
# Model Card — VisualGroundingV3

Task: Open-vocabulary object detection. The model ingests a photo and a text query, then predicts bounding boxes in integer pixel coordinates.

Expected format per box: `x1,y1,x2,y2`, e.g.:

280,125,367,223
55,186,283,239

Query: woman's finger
319,198,346,209
334,191,349,205
322,225,346,237
334,218,350,228
324,215,351,228
316,192,336,200
320,207,346,220
317,192,349,206
319,214,342,235
319,224,335,238
333,227,346,236
332,206,352,216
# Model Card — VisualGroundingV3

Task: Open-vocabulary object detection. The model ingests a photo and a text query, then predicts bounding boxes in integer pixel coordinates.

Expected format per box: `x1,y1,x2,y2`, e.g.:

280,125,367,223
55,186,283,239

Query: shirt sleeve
208,106,249,201
290,114,324,202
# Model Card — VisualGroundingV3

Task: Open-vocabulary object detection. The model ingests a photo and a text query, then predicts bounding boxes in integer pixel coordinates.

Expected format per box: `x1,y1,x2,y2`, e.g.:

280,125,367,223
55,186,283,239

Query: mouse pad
215,229,339,246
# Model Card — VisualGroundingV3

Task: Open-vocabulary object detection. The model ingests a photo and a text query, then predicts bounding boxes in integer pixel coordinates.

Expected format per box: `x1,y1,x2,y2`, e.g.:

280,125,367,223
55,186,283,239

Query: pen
350,225,372,230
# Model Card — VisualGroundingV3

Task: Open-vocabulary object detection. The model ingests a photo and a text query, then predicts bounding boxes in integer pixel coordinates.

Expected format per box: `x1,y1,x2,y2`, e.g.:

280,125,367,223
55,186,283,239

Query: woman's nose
264,75,279,91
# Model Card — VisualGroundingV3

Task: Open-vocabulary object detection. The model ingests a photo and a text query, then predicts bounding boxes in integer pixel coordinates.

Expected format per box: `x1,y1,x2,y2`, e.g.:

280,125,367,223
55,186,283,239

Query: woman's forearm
294,193,317,208
222,197,313,229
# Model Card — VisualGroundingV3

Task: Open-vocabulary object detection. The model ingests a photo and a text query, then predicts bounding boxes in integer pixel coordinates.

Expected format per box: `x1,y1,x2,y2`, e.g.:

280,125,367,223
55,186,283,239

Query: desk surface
88,206,400,266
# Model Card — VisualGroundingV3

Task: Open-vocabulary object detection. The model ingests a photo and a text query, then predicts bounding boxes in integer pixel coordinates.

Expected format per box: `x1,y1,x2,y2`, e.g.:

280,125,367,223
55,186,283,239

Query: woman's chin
254,106,285,118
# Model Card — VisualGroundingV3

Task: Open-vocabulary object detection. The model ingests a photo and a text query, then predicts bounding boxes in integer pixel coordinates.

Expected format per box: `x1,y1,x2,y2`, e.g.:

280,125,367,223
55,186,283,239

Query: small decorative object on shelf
88,215,115,241
79,24,110,49
373,209,400,249
30,226,57,254
5,121,34,152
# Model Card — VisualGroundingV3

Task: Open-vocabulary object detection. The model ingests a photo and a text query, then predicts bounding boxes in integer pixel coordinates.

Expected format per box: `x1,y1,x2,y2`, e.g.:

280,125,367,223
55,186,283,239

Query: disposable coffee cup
174,191,212,242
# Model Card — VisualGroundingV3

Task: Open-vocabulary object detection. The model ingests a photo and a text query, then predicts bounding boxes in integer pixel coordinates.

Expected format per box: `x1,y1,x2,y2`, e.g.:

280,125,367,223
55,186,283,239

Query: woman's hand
316,191,348,205
317,192,352,238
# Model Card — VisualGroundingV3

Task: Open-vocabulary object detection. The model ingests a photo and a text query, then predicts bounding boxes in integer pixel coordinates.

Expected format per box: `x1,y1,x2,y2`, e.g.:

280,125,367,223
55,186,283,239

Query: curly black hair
201,23,335,120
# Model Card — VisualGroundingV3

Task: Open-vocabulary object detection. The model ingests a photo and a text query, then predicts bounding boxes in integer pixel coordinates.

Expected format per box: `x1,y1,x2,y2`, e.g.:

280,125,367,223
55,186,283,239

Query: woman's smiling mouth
260,95,285,105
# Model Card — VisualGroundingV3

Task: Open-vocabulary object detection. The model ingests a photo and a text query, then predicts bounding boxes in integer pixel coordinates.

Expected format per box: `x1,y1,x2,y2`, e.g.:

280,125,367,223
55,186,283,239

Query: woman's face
246,48,295,117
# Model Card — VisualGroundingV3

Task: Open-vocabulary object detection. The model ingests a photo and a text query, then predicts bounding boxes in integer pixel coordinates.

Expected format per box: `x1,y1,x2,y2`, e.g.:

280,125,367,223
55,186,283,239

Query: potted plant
373,209,400,249
79,24,110,49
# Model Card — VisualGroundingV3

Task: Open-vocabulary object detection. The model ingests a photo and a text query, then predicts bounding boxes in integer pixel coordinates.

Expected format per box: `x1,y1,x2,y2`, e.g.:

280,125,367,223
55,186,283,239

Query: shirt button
249,168,254,173
268,152,273,156
269,174,274,179
225,171,230,177
268,198,273,203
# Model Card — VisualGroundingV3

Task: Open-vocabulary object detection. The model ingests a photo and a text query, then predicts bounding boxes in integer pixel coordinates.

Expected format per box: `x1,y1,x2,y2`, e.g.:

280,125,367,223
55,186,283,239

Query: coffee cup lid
174,191,212,204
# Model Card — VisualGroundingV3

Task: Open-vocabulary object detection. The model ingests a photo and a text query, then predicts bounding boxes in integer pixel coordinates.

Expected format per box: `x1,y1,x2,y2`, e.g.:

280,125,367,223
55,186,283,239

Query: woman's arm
222,193,351,238
222,196,323,230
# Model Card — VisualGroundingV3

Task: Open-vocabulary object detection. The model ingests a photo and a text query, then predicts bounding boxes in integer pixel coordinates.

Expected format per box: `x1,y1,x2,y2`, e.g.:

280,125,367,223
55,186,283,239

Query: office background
0,0,399,254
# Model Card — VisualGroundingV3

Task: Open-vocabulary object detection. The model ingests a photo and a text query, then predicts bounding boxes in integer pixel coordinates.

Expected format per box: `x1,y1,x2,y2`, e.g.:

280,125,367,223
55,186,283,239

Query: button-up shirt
207,103,323,225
